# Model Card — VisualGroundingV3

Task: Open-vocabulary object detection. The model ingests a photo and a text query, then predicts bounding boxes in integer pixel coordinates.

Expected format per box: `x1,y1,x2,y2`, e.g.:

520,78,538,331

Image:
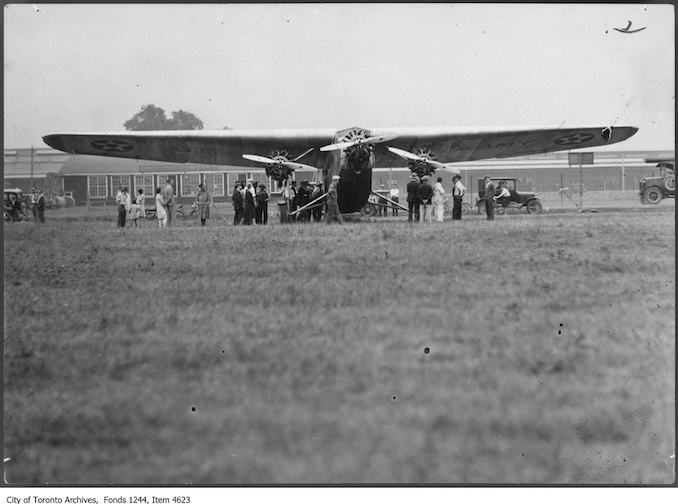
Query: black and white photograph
3,2,675,488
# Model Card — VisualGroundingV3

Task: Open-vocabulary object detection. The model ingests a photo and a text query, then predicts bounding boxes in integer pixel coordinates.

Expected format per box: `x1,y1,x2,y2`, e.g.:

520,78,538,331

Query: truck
639,159,675,204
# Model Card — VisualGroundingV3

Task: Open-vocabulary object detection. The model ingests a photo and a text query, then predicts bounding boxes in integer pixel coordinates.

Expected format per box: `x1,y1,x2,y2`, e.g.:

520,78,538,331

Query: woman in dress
242,181,255,225
155,187,167,228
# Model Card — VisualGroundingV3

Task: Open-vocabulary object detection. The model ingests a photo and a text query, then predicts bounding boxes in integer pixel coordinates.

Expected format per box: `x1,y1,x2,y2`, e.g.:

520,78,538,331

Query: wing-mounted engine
242,148,317,185
387,146,461,177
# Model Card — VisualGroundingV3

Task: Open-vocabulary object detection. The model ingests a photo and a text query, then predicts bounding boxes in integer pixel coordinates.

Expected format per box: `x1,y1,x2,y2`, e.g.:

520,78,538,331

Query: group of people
371,183,401,216
406,173,467,222
231,179,270,225
115,178,213,228
281,180,325,223
110,172,509,229
3,188,46,223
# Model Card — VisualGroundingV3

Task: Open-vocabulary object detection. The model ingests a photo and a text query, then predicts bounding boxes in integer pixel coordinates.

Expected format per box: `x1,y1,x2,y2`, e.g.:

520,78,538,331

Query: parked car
639,159,674,204
3,188,28,221
476,178,543,215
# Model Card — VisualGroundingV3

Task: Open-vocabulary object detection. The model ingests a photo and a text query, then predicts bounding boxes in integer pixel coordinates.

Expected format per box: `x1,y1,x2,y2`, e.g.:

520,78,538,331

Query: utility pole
30,145,34,187
579,158,583,209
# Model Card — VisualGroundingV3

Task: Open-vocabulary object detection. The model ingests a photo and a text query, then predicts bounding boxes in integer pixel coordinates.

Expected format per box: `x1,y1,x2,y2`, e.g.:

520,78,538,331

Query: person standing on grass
232,182,244,225
243,181,255,225
406,173,420,222
451,174,466,220
136,188,146,220
155,187,167,228
195,183,212,226
325,175,343,224
311,182,323,222
389,182,400,216
288,180,298,223
255,184,270,224
115,186,131,227
418,175,433,223
128,193,142,227
163,179,175,227
432,176,446,222
483,176,496,221
30,187,39,222
36,189,46,223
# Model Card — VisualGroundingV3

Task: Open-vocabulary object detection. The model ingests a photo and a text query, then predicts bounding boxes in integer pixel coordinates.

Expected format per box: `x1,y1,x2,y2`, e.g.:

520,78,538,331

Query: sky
3,3,675,151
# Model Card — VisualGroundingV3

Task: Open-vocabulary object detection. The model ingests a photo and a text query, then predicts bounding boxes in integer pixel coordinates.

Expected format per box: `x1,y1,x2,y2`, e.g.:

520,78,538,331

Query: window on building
88,175,107,199
134,175,155,200
110,175,131,197
181,173,201,196
203,173,224,196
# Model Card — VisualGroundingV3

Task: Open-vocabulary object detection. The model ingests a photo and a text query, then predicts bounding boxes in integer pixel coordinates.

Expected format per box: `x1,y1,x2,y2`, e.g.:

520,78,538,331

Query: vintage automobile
3,188,28,221
476,177,543,215
639,159,674,204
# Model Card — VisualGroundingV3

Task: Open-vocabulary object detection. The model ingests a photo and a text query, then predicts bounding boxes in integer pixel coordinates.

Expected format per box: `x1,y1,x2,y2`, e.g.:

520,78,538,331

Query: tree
167,110,203,130
123,104,204,131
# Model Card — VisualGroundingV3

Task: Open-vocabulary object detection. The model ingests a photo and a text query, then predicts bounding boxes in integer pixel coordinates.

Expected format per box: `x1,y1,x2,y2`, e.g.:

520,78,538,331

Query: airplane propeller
242,152,318,172
320,134,398,152
387,146,460,175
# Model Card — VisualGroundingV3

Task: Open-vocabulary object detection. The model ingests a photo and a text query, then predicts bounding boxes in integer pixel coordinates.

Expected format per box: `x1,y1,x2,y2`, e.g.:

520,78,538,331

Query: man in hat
451,174,466,220
311,182,323,222
482,176,496,221
325,175,343,224
417,175,434,223
406,173,420,222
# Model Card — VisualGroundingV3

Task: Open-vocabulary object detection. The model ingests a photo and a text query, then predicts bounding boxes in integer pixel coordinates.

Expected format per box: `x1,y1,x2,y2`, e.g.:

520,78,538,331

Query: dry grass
3,206,675,484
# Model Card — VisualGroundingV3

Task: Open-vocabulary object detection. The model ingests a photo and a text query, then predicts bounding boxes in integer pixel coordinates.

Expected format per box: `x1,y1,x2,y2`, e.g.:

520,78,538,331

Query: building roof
58,155,256,176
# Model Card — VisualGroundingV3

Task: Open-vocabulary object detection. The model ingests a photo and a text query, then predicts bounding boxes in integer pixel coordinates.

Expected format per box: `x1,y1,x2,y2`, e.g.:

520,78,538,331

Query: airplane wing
374,126,638,167
42,129,336,169
44,125,638,169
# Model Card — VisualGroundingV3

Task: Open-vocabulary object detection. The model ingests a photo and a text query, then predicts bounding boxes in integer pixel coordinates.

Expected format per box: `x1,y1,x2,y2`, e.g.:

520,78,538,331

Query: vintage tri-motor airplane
43,125,638,214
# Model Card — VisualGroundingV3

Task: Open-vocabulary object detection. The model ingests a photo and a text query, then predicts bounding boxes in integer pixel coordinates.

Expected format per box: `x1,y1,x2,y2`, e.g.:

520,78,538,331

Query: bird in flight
614,20,646,33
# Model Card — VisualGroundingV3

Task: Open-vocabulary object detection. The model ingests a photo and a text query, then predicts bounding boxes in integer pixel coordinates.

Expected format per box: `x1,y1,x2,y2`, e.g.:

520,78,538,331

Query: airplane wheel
526,200,543,214
462,203,472,216
644,187,662,204
360,204,376,217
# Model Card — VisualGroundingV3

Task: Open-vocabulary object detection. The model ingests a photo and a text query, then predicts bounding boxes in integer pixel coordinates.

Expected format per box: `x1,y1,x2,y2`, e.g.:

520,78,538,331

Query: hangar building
3,147,674,205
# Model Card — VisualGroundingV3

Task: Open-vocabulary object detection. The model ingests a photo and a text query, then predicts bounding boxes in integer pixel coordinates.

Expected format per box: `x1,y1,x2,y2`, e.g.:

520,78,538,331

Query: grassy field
3,205,675,484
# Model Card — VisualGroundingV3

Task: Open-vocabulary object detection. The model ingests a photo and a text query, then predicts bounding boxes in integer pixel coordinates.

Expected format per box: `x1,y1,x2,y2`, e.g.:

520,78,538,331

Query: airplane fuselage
323,127,376,213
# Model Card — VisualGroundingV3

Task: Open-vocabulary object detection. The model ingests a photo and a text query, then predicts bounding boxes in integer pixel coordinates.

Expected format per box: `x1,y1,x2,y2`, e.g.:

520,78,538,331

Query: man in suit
406,173,420,222
232,182,244,225
483,176,496,221
163,179,175,227
451,174,466,220
418,175,434,222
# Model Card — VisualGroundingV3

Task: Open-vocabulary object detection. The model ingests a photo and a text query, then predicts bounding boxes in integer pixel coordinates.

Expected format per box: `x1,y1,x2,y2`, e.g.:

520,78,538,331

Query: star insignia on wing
91,139,134,152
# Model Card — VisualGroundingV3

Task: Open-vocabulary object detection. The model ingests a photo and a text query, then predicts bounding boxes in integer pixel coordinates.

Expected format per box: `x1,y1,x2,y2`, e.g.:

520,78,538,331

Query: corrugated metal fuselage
323,128,375,214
